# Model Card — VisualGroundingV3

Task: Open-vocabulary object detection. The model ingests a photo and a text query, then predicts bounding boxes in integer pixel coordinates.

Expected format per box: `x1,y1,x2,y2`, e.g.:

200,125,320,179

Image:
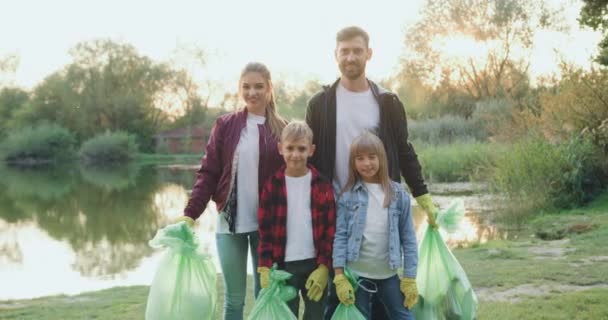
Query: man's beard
340,62,365,80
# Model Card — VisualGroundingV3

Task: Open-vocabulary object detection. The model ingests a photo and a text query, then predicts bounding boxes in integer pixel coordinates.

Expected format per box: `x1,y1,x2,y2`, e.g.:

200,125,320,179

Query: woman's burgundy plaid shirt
257,164,336,268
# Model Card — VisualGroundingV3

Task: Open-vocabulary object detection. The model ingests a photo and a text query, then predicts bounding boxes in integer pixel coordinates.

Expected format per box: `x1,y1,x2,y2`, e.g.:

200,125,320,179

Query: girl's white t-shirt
347,182,396,279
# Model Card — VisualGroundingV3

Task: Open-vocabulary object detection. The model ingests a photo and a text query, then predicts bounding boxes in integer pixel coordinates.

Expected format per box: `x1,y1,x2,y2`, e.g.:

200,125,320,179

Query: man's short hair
336,26,369,47
281,120,313,144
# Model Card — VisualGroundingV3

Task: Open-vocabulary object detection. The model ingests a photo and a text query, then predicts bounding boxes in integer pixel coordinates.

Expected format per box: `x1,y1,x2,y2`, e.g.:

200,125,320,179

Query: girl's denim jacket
332,180,418,278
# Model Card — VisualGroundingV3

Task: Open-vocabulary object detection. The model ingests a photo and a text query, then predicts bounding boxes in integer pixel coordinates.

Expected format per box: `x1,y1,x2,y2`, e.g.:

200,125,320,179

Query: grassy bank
135,153,201,165
414,141,505,182
2,193,607,319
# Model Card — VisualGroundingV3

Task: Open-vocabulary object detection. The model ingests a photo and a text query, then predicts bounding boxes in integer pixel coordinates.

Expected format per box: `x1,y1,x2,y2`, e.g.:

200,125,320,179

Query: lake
0,163,508,300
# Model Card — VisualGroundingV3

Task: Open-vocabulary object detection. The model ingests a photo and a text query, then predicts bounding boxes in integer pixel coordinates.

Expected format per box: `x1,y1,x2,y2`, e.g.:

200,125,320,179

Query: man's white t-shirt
334,83,379,190
284,171,316,262
217,113,266,234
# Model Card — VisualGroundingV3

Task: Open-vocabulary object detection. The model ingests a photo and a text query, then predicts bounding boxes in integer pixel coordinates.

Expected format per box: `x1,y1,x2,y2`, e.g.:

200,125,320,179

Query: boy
257,120,336,320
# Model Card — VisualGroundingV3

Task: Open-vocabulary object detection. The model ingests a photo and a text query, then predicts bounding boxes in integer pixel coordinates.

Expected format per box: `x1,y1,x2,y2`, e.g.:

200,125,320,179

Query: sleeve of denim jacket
399,190,418,278
332,196,349,268
184,116,224,220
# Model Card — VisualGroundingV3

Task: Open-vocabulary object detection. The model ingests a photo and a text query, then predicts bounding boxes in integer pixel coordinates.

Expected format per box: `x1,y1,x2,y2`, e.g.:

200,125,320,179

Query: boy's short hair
336,26,369,47
281,120,313,143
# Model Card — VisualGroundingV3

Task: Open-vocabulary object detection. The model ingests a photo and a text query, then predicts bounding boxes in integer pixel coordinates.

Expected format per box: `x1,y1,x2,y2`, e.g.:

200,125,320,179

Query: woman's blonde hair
240,62,287,139
344,131,394,208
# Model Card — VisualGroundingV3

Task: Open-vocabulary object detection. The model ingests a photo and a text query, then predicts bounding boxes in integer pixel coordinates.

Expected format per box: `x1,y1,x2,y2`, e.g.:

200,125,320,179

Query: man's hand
305,264,329,301
415,194,438,228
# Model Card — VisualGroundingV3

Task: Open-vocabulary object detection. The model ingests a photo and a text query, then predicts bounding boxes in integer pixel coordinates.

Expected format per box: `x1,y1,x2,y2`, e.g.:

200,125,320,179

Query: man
305,25,438,320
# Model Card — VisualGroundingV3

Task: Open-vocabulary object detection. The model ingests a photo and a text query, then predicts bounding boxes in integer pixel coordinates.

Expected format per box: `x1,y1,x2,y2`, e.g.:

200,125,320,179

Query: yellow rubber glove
305,264,329,301
171,216,195,228
415,194,438,228
400,277,419,309
333,273,355,305
257,266,271,289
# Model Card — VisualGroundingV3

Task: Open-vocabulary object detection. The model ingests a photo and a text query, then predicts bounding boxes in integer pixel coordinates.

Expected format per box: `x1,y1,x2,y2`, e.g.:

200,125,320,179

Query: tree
11,40,198,151
0,87,29,137
579,0,608,65
400,0,561,102
0,54,19,88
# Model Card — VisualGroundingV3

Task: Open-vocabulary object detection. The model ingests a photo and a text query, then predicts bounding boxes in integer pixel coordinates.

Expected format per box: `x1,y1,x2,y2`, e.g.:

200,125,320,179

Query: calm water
0,163,506,300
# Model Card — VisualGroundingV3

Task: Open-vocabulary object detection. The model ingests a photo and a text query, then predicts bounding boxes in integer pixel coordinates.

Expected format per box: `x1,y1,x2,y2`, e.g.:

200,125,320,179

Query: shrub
79,131,139,164
490,134,605,215
0,123,76,164
414,141,504,182
409,115,488,144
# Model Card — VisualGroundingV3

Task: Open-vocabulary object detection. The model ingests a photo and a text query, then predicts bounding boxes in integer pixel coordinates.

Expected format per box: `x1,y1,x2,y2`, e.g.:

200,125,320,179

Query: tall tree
400,0,561,102
579,0,608,65
12,40,197,151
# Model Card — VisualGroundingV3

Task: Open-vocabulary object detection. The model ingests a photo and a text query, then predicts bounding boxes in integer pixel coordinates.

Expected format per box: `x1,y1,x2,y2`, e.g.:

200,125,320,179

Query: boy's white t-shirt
284,170,316,262
216,113,265,234
347,182,396,279
334,84,379,190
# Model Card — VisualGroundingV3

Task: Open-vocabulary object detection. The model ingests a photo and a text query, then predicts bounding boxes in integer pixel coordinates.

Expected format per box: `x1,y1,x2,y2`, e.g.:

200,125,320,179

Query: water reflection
0,164,506,300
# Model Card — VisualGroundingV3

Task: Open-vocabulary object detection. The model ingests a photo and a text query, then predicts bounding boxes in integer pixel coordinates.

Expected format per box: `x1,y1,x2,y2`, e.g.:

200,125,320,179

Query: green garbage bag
145,221,217,320
413,199,478,320
331,267,366,320
248,264,298,320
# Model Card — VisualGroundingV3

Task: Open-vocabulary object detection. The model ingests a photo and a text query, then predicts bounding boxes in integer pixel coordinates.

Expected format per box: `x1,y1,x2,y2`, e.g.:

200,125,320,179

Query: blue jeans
355,275,413,320
216,231,260,320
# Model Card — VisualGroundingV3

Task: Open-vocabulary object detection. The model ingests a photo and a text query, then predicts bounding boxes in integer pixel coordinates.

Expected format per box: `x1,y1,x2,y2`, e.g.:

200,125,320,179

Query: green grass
478,289,608,320
135,153,201,165
414,141,505,182
0,275,255,320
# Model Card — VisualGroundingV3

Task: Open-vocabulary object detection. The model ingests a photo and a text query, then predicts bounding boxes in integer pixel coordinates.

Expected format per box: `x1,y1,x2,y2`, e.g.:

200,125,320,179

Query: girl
175,62,287,320
331,131,418,320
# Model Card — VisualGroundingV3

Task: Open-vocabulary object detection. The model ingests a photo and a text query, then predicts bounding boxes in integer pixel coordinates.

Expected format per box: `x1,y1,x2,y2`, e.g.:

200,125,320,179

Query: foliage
9,40,199,152
0,87,29,137
409,115,488,144
0,123,76,164
490,134,605,215
79,131,139,164
399,0,562,101
536,66,608,152
579,0,608,65
414,141,503,182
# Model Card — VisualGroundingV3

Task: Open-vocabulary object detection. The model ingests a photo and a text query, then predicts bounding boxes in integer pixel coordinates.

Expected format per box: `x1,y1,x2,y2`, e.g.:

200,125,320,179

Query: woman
175,62,287,320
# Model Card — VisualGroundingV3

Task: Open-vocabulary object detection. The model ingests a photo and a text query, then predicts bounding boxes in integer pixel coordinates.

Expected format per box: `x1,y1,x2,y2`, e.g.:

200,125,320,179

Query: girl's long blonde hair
344,131,394,208
240,62,287,139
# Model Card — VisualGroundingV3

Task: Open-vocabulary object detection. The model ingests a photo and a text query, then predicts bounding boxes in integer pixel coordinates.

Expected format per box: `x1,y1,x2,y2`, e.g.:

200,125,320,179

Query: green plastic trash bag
331,267,366,320
145,221,217,320
248,264,298,320
413,200,478,320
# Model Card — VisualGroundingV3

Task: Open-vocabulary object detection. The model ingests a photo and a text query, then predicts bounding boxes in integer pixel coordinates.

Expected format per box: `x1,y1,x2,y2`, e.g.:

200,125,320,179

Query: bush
409,115,488,144
79,131,139,164
414,141,504,182
490,134,605,215
0,123,76,164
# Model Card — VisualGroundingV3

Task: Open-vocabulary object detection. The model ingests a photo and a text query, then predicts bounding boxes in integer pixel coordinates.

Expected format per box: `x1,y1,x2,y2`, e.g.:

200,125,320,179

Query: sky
0,0,603,95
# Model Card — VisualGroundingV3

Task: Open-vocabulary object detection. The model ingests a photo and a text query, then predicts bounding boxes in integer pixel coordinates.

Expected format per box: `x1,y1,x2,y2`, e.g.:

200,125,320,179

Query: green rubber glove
333,273,355,305
415,194,438,228
171,216,195,228
400,277,419,309
305,264,328,301
257,266,271,289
